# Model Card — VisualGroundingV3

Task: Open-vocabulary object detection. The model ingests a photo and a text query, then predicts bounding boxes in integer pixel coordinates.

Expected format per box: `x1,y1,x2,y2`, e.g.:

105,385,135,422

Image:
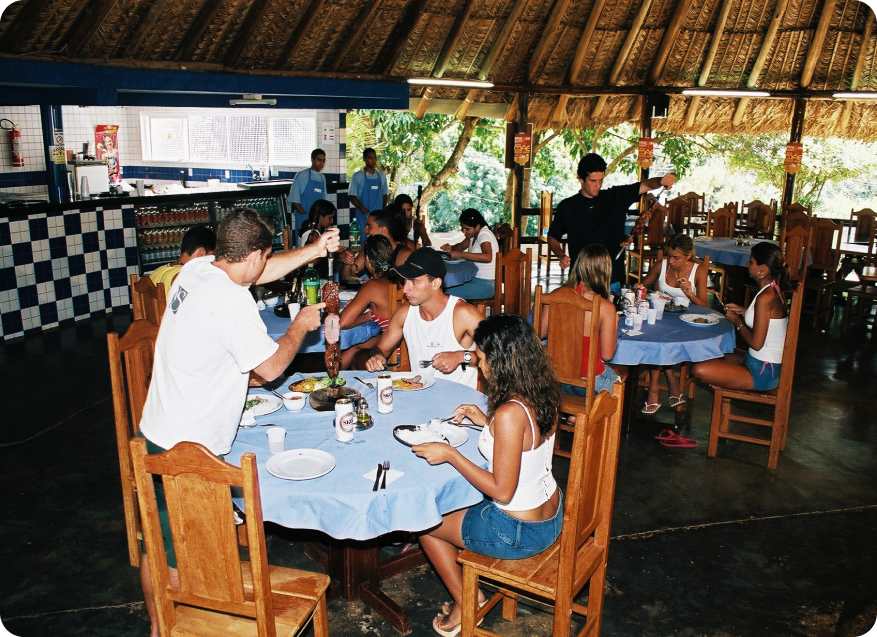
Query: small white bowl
282,391,307,411
263,295,280,308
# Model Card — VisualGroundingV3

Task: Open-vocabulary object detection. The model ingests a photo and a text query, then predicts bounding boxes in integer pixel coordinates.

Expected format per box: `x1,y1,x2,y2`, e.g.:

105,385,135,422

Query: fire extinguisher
0,119,24,167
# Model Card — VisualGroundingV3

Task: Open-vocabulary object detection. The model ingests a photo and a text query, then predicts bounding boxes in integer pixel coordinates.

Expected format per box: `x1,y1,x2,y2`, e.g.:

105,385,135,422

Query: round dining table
693,236,777,267
227,370,488,634
259,306,381,352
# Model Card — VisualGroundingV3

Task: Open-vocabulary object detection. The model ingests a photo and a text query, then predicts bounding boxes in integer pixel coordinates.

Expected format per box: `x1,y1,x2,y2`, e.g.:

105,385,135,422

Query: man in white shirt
138,207,339,637
348,147,389,234
363,248,482,388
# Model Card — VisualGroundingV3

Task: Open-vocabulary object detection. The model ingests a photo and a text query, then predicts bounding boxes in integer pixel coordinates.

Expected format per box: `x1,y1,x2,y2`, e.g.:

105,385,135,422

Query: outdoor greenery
347,110,877,233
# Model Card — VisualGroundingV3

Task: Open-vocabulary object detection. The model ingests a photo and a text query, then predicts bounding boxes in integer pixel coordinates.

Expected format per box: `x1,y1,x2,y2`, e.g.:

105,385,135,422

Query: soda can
377,373,393,414
636,286,647,302
335,398,355,443
637,300,650,316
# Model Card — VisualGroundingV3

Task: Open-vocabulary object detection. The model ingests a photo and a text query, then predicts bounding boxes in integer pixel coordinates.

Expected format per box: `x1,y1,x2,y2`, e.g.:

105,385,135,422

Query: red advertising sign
513,132,532,166
95,124,121,183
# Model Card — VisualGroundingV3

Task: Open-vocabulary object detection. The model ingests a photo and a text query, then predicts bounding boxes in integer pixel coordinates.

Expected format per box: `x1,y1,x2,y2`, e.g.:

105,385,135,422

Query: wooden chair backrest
850,208,876,244
781,210,813,241
783,202,812,217
539,191,554,243
774,284,805,402
130,274,167,326
494,223,515,256
808,218,842,272
780,224,812,284
492,247,532,318
666,196,690,233
387,283,410,371
641,197,669,248
131,440,277,637
752,203,777,238
678,191,705,216
723,201,739,216
533,285,601,412
706,207,736,238
562,387,622,570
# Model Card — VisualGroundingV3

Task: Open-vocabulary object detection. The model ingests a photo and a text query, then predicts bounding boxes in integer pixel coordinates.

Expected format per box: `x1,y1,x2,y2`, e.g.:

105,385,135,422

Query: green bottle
349,216,361,248
303,263,320,306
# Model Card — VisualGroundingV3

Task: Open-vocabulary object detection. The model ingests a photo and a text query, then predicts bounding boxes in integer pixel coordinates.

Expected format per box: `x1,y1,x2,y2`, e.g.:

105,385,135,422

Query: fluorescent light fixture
229,93,277,106
407,78,494,89
833,92,877,99
682,89,771,98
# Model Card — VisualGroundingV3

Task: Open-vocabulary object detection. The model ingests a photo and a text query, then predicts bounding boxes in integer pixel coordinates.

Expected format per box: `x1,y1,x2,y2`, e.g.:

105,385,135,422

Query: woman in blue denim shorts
412,314,563,636
692,242,790,391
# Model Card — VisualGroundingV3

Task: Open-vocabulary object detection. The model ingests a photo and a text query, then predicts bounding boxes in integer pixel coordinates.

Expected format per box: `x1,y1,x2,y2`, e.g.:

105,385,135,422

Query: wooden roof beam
375,0,433,75
800,0,839,88
566,0,608,84
455,89,482,119
328,0,382,72
173,0,224,62
527,0,575,84
414,87,436,119
433,0,478,78
223,0,274,68
647,0,695,85
840,9,875,131
478,0,528,80
592,0,653,119
551,94,570,124
122,0,173,59
65,0,120,57
274,0,328,70
0,0,53,52
683,0,732,123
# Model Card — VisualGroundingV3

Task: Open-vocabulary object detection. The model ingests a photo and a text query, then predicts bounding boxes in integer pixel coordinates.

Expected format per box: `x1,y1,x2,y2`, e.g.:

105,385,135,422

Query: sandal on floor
433,614,461,637
659,437,697,449
668,394,686,408
654,429,688,443
642,401,661,414
441,599,488,616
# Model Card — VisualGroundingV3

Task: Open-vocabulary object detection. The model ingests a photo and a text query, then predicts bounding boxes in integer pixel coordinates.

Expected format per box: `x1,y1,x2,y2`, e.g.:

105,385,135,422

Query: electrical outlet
225,170,230,179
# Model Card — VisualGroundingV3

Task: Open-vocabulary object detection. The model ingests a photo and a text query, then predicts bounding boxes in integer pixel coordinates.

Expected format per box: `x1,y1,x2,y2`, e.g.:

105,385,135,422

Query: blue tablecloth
609,304,736,366
260,308,381,353
694,237,776,267
227,371,488,540
443,259,479,288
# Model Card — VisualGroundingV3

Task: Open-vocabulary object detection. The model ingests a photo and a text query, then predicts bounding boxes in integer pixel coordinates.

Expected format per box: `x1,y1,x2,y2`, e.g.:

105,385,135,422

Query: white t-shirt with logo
139,256,279,455
467,226,499,282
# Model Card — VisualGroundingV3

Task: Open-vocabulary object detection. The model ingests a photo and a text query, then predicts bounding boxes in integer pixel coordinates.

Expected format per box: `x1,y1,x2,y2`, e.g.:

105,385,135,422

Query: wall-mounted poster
95,125,120,183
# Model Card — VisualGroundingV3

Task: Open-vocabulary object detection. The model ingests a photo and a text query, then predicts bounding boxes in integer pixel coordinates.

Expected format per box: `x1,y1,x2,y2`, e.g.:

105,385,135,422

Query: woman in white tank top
692,243,790,392
635,234,709,412
412,314,563,636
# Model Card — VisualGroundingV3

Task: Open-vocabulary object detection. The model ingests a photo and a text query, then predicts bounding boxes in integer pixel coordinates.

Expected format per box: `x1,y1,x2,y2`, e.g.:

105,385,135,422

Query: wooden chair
839,208,877,267
842,279,877,334
665,196,690,237
481,247,532,318
108,319,159,568
130,274,167,326
386,283,410,371
678,191,706,235
537,191,566,272
457,386,623,637
744,224,812,307
705,207,736,238
625,197,669,285
779,203,813,243
707,283,805,470
751,201,778,239
131,439,330,637
802,218,842,328
534,285,601,459
493,222,516,257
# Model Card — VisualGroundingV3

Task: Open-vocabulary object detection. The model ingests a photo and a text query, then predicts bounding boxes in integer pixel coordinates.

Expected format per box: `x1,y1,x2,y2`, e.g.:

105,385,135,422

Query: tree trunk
420,116,481,206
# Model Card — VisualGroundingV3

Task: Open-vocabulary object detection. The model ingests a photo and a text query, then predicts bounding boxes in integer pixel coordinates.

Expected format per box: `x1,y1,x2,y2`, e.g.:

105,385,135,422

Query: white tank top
402,295,477,388
745,284,787,364
466,226,499,281
478,399,557,512
657,259,698,299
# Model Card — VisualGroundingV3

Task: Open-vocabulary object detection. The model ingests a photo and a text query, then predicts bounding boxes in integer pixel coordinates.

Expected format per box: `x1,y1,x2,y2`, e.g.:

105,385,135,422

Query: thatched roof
1,0,876,139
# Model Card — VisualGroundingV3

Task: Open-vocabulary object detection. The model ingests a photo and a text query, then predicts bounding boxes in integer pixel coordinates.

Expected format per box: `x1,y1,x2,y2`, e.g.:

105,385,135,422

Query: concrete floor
1,261,876,637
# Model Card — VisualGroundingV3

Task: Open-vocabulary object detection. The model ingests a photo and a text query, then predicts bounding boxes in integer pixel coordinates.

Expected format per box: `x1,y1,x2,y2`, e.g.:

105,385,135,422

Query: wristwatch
461,351,472,370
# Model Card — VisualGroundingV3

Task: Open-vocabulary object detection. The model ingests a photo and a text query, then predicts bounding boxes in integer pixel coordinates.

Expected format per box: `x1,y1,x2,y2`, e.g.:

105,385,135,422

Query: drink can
636,287,647,302
334,398,355,442
377,373,393,414
637,300,650,316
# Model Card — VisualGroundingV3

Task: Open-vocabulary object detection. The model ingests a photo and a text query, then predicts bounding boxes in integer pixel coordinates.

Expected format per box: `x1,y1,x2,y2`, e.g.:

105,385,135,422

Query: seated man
363,248,482,389
339,208,412,279
148,225,216,289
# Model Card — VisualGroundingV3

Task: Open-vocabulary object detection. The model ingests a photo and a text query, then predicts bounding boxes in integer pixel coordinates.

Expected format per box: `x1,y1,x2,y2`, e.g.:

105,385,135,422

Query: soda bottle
303,263,320,305
348,216,361,248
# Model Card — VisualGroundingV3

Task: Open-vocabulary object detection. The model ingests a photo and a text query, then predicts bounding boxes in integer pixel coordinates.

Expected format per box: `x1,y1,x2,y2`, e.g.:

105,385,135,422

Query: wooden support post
782,98,807,207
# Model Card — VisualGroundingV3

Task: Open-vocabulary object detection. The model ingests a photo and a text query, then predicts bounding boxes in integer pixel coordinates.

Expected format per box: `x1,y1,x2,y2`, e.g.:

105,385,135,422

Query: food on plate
692,317,712,324
665,302,688,312
288,377,349,394
392,375,424,390
394,426,447,445
244,396,267,411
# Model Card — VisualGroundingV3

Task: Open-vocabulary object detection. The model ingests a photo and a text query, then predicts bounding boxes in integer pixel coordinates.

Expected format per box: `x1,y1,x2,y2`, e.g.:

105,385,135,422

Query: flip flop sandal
433,614,461,637
668,394,686,408
441,599,488,616
642,402,661,414
659,438,698,449
654,429,688,442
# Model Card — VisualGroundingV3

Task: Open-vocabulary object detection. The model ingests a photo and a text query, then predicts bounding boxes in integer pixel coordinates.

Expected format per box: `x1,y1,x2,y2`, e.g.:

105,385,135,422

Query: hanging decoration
784,142,803,174
637,137,654,169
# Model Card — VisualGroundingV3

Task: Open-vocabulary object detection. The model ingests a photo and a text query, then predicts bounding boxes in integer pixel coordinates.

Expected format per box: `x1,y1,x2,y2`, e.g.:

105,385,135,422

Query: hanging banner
513,132,532,166
637,137,654,169
95,124,121,183
784,142,803,174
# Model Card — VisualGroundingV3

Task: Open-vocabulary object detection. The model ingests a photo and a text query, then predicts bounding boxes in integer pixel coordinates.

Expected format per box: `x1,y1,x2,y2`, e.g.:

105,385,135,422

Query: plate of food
679,313,720,326
663,302,690,313
388,372,434,391
266,449,336,480
393,423,468,447
241,394,282,420
288,375,347,393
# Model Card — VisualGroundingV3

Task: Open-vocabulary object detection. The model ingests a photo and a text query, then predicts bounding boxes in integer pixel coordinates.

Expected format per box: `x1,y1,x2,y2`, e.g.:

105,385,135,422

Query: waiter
288,148,328,239
348,147,389,234
547,153,675,293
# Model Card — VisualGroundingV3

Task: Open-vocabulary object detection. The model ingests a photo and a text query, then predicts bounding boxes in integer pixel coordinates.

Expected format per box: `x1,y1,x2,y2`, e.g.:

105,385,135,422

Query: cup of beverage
653,299,666,320
288,302,301,322
632,314,644,330
266,427,286,454
647,308,657,325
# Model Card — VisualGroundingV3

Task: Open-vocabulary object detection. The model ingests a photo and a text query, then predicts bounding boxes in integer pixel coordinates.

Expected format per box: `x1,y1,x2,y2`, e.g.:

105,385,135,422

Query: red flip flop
654,429,690,443
659,438,697,449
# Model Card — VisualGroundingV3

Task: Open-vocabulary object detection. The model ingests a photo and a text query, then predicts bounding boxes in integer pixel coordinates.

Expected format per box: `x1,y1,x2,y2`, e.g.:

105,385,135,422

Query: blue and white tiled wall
0,204,139,339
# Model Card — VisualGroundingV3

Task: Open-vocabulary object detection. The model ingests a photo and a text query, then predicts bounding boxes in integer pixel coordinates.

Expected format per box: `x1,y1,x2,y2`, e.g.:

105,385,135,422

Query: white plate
393,423,468,447
679,313,720,326
368,372,436,391
266,449,336,480
242,394,282,419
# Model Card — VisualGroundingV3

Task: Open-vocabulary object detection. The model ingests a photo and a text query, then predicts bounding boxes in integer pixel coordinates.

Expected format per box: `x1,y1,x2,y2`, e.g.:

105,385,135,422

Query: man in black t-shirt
547,153,676,291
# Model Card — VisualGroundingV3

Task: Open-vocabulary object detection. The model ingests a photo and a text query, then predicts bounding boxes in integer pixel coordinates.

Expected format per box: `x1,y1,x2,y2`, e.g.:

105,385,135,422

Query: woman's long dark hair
751,242,791,290
459,208,491,231
302,199,336,233
474,314,560,437
364,234,394,279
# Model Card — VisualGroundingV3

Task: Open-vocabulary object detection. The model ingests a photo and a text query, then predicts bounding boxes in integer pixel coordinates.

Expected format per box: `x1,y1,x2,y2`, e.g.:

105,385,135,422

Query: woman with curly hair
413,313,562,636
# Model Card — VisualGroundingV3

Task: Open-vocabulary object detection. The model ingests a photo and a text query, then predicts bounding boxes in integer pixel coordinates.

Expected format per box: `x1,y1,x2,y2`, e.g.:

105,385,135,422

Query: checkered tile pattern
0,204,139,339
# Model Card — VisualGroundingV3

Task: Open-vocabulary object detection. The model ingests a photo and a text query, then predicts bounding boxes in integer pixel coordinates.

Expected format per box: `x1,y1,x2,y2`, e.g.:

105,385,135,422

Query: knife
372,463,383,491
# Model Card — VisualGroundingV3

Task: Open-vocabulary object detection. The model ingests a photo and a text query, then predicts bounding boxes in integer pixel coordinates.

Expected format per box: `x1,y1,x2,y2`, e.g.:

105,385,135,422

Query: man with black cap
363,248,482,388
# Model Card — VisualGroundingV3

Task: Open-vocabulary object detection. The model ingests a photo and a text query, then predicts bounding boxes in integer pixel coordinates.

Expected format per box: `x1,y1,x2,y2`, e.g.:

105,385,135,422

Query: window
269,117,316,166
142,116,187,162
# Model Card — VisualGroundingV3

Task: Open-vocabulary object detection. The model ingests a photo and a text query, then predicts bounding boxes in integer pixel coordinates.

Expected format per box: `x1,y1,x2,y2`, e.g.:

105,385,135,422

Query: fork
380,460,389,489
354,376,374,389
418,360,433,368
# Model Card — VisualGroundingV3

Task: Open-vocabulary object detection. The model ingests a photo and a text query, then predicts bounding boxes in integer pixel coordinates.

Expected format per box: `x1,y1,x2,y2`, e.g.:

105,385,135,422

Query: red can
636,287,647,302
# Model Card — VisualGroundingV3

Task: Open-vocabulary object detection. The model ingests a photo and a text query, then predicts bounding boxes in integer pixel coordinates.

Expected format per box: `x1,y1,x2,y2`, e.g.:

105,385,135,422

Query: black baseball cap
393,248,447,281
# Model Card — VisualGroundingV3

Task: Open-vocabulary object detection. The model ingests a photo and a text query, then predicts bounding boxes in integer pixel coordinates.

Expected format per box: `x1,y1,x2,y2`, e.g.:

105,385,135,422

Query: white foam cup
266,427,286,454
632,314,644,330
653,299,666,319
647,308,657,325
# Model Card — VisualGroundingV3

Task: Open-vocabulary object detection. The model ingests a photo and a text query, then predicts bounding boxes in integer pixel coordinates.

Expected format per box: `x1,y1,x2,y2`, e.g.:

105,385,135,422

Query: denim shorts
461,490,563,559
743,352,781,391
560,365,620,397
